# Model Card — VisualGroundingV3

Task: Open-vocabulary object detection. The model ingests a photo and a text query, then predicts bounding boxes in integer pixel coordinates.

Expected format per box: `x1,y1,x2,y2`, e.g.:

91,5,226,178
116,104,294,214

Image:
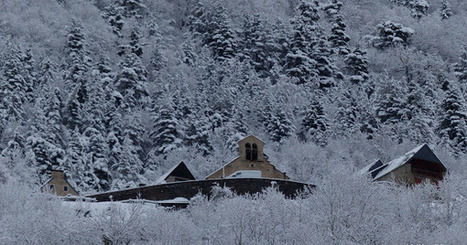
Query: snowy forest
0,0,466,243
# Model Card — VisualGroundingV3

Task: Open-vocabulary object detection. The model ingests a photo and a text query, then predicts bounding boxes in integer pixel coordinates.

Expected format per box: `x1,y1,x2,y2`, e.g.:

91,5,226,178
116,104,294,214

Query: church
205,135,288,180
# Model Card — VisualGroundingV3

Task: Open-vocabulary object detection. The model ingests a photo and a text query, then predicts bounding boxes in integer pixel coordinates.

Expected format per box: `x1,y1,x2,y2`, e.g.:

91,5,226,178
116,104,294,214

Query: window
64,186,68,191
252,144,258,160
245,143,252,160
50,185,54,190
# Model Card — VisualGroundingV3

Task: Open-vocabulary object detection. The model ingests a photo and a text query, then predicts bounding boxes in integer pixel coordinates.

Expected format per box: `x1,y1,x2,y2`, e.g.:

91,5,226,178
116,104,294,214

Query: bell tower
238,135,265,162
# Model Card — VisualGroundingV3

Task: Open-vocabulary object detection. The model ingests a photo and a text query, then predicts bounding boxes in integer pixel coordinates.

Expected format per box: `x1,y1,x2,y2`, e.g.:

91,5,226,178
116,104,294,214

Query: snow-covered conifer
344,47,369,84
114,53,149,107
208,5,237,61
366,21,414,50
150,99,182,155
240,14,274,77
408,0,430,19
454,45,467,83
323,0,350,55
374,78,408,125
298,99,328,145
438,81,467,153
266,110,295,144
440,0,453,20
285,1,320,84
312,35,341,88
84,127,111,191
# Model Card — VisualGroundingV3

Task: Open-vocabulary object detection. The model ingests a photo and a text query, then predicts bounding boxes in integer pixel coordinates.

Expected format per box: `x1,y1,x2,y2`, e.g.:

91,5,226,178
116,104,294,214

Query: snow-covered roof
358,159,389,179
373,144,431,180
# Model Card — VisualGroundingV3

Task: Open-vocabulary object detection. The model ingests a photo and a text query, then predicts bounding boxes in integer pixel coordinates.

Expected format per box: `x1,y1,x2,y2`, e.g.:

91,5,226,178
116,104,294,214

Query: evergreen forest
0,0,466,194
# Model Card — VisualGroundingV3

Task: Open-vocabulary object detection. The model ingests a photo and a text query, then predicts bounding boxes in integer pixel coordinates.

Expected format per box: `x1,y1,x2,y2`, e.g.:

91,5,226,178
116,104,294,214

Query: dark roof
374,144,446,180
412,144,444,166
156,162,196,183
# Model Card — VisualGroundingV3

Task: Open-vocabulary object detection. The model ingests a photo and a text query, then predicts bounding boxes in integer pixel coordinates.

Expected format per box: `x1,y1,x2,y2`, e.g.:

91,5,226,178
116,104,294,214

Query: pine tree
150,44,167,73
266,110,295,144
184,118,213,156
0,42,35,124
374,78,408,125
440,0,453,20
454,45,467,84
180,33,198,66
438,81,467,154
344,47,369,84
64,19,92,88
64,128,97,191
37,59,59,91
312,34,341,88
207,5,237,61
110,135,145,190
225,112,249,153
63,84,86,131
285,0,320,84
240,14,274,77
103,4,125,37
408,0,430,19
62,19,92,130
323,0,350,55
366,21,414,50
26,134,66,184
298,100,328,145
188,1,212,45
41,87,65,146
84,126,111,191
391,0,430,19
114,53,149,107
270,19,290,70
150,99,182,155
116,0,146,19
402,80,436,143
334,88,361,136
118,28,144,57
26,86,66,183
0,131,26,170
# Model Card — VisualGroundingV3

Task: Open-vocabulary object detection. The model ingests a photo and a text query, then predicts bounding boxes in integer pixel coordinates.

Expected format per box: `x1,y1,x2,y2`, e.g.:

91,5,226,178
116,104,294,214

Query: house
155,161,196,184
205,135,289,180
40,170,79,196
360,144,447,185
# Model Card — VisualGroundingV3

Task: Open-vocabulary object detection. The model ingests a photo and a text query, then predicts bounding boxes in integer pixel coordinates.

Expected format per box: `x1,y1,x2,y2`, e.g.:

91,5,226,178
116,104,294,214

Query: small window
245,143,252,160
252,144,258,160
64,186,68,191
50,185,54,190
250,164,255,167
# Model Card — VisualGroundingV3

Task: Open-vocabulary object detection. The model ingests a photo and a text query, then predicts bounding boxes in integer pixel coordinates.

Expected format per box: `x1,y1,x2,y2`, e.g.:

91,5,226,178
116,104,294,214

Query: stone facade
88,178,312,202
40,170,79,196
205,135,288,180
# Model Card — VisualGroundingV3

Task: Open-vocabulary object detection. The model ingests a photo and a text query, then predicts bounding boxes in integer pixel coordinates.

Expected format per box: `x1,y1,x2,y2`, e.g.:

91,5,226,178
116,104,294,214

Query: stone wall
88,178,314,202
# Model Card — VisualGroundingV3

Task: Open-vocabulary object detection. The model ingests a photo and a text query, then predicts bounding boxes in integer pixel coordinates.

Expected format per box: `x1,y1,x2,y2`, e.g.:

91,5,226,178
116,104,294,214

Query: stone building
205,135,288,179
360,144,447,185
40,170,79,196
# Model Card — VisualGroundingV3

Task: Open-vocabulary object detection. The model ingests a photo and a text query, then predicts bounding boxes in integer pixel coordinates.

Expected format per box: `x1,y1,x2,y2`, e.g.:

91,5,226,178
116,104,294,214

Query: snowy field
1,172,465,245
